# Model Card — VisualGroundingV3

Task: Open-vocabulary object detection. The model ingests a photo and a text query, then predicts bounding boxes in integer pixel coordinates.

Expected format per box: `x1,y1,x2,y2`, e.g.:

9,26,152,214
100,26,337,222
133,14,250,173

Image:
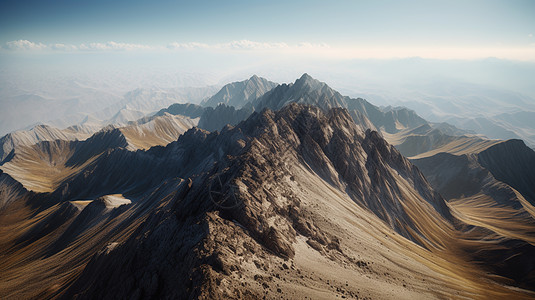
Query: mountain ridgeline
0,74,534,299
155,74,427,136
60,104,462,299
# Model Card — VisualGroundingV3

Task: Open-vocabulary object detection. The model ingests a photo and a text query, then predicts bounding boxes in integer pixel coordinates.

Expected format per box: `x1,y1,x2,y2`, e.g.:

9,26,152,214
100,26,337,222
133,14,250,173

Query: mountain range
359,79,535,148
1,74,534,299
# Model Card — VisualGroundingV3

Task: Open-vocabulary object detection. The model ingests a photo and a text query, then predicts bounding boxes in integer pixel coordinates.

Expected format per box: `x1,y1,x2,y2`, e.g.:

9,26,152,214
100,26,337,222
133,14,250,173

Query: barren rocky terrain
1,75,534,299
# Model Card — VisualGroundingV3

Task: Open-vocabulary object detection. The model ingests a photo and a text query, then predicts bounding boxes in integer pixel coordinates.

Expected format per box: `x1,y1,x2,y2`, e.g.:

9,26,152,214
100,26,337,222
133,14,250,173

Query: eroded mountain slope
2,104,520,299
1,92,534,299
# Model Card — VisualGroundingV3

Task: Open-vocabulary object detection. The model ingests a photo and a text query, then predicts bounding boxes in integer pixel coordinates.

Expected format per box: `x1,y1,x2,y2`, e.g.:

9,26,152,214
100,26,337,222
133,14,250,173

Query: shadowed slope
478,139,535,205
412,140,535,288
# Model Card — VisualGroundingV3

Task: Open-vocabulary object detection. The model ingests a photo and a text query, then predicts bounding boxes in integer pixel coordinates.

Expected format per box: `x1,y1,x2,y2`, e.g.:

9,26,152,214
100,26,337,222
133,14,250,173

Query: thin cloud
166,40,329,51
50,43,79,51
3,39,329,53
3,40,155,52
167,42,209,50
3,39,533,61
79,41,154,51
221,40,289,50
297,42,330,49
5,40,47,51
167,40,291,51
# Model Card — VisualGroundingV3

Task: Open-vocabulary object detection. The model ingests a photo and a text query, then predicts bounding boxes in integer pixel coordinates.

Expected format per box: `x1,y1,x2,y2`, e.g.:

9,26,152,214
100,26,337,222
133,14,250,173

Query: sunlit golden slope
0,114,198,193
119,113,198,149
0,131,122,193
0,124,91,162
382,123,501,159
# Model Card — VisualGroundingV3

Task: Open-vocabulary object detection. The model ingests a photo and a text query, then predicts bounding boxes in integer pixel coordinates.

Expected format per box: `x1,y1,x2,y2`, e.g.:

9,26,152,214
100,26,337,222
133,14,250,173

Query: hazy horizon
1,0,535,141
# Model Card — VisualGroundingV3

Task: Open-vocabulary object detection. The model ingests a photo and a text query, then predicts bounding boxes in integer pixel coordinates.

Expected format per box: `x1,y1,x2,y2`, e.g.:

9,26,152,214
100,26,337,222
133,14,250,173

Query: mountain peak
202,75,277,109
299,73,313,81
246,74,266,87
252,73,345,113
294,73,325,90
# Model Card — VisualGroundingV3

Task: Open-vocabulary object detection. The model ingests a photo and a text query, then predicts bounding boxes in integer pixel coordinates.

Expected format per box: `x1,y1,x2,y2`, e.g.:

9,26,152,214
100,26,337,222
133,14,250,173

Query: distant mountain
448,116,522,140
252,73,346,111
63,114,105,135
156,74,429,136
82,86,218,124
0,124,91,162
120,113,199,150
384,123,496,159
155,103,205,119
75,86,217,128
108,108,146,126
7,86,218,139
364,79,535,148
122,87,213,112
253,73,426,133
198,104,254,132
201,75,277,108
0,114,198,192
446,112,535,147
494,111,535,130
155,102,249,133
375,106,428,133
0,89,122,136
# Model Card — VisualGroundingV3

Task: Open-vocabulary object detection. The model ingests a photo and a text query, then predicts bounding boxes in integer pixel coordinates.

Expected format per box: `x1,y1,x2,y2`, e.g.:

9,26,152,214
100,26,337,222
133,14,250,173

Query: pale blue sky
1,0,534,59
